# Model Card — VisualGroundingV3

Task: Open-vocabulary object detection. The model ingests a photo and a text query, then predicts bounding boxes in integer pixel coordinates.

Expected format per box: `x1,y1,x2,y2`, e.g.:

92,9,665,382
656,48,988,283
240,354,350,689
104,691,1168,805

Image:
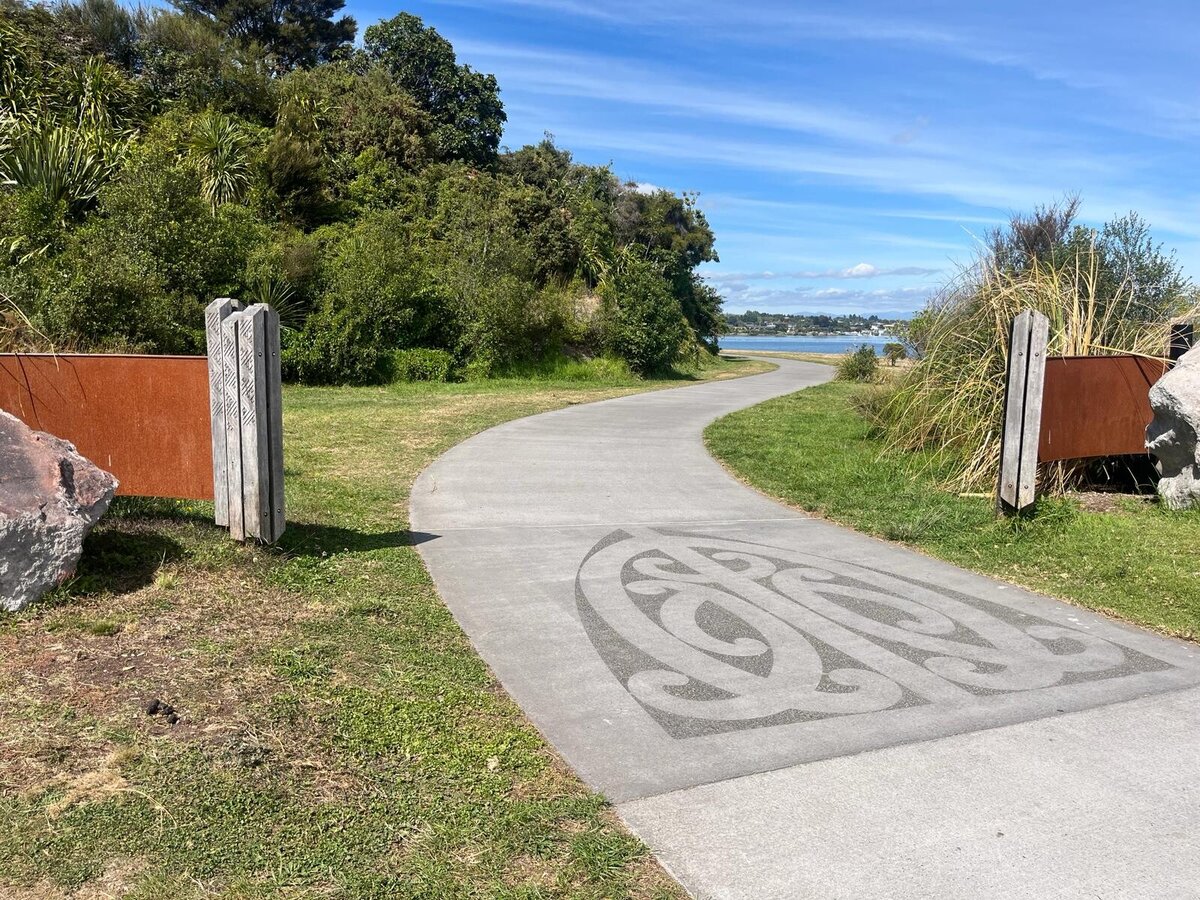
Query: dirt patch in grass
1067,490,1154,514
0,527,328,797
2,858,148,900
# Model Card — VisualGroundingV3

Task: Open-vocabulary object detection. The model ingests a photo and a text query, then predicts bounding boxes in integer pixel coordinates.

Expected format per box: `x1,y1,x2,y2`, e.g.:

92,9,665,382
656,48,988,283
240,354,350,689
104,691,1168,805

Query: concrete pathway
411,359,1200,899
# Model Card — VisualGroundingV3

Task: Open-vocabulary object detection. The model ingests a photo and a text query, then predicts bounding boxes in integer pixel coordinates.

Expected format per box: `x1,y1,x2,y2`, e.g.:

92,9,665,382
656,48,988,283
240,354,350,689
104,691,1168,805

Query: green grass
706,381,1200,640
0,356,768,899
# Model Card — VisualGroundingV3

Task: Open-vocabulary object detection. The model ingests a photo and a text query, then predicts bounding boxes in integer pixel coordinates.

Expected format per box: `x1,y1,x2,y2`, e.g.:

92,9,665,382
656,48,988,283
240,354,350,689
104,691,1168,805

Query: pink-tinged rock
1,410,117,611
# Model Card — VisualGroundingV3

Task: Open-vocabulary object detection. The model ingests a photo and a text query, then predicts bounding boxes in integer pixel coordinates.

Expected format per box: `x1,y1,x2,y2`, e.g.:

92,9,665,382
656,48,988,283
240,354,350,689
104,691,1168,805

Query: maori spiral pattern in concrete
576,528,1163,738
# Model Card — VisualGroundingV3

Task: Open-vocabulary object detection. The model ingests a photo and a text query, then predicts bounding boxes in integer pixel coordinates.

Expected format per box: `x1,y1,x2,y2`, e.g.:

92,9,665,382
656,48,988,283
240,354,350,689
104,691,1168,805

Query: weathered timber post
997,309,1049,513
205,298,242,526
206,299,285,543
265,305,285,541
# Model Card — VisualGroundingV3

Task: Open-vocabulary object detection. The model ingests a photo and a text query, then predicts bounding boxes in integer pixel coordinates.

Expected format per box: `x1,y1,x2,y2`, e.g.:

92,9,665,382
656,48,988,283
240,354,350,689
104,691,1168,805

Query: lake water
719,334,895,355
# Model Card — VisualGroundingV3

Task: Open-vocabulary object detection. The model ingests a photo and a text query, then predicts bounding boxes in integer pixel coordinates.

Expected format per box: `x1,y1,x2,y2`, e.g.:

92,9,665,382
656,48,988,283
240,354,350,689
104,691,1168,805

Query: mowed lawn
0,357,767,899
706,380,1200,641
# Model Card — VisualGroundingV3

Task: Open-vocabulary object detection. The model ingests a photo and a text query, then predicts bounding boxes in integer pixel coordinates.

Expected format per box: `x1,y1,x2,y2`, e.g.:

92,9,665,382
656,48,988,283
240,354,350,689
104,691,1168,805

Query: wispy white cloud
460,40,892,147
717,283,933,315
706,264,939,283
421,0,1200,304
697,194,1005,227
446,0,1200,142
540,124,1076,212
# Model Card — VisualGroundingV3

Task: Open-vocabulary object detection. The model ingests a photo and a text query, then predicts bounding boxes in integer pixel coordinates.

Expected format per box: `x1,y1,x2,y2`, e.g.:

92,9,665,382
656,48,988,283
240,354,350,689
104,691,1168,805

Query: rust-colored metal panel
0,354,214,500
1038,355,1167,462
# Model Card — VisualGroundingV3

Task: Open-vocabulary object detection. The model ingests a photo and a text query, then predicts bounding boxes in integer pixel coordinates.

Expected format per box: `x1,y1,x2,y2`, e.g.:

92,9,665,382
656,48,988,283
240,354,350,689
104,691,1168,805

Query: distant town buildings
723,311,903,337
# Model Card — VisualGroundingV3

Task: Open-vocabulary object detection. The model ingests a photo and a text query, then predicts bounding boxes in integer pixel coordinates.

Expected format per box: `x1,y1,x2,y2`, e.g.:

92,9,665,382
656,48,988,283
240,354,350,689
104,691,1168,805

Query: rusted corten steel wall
0,354,214,500
1038,355,1167,462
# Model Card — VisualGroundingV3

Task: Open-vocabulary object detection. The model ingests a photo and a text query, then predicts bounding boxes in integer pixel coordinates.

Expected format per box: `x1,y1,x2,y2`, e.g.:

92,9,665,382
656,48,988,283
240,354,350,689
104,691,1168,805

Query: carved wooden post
205,298,242,526
265,306,286,541
220,310,247,540
209,302,285,543
236,306,270,540
998,309,1049,513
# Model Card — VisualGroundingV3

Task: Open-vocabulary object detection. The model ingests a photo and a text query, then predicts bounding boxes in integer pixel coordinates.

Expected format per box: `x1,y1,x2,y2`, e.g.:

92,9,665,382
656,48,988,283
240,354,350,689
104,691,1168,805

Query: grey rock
1147,344,1200,510
1,410,117,611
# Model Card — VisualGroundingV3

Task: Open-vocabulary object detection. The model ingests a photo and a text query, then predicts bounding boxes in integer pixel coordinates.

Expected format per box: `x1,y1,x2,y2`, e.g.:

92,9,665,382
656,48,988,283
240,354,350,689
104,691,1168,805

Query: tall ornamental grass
878,248,1197,493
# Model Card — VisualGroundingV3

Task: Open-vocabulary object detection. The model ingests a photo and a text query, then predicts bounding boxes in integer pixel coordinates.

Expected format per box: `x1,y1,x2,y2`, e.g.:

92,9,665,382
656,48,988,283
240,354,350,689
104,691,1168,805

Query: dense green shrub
12,147,266,352
280,306,384,385
836,344,879,383
94,148,266,302
282,213,441,384
493,353,632,382
32,236,183,351
391,347,454,382
600,256,691,375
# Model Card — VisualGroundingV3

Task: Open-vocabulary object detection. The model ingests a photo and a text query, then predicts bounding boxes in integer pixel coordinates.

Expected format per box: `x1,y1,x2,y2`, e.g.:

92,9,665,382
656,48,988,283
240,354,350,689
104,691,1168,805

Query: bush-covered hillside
0,0,724,381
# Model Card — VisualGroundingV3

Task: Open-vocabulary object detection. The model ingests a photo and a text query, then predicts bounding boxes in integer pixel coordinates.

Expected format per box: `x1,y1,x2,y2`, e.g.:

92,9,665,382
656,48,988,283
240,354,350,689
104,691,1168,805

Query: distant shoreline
719,333,897,355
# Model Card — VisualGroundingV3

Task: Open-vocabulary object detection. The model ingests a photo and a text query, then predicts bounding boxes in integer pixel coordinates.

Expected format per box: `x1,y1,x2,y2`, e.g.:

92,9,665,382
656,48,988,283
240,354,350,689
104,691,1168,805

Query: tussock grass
879,251,1198,493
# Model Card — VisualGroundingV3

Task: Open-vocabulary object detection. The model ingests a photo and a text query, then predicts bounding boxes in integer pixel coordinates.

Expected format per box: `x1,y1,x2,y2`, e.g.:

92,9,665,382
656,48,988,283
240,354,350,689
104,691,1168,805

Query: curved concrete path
412,359,1200,899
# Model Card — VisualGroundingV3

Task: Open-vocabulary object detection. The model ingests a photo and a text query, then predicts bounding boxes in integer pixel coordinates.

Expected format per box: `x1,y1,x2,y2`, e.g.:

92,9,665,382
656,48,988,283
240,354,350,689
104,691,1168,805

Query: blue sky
345,1,1199,316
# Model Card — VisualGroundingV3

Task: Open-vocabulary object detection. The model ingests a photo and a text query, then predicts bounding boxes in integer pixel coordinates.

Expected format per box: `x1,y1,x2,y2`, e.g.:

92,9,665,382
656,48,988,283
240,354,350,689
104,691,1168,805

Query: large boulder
1,410,117,611
1146,345,1200,510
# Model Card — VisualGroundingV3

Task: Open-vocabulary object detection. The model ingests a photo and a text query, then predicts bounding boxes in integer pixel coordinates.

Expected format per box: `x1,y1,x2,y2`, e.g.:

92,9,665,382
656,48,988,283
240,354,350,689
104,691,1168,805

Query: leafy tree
53,0,140,69
262,88,330,224
986,196,1191,334
170,0,355,70
609,185,719,343
616,187,716,271
987,194,1082,274
1097,212,1189,322
280,62,434,173
136,9,274,119
364,12,505,166
501,137,575,195
883,342,906,366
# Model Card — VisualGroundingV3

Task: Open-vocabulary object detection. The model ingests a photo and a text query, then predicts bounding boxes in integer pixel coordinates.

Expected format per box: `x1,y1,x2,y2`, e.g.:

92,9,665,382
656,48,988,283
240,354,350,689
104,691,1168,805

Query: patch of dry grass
880,252,1198,492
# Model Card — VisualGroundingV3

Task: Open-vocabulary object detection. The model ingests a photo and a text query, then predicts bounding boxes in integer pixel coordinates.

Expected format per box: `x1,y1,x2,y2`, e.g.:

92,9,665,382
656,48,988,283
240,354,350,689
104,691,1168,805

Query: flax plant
879,245,1198,494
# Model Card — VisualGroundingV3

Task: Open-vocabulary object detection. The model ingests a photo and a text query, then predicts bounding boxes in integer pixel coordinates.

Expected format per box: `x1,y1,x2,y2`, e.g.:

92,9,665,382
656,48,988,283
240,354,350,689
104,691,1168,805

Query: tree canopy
170,0,355,70
0,2,724,381
364,13,505,167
